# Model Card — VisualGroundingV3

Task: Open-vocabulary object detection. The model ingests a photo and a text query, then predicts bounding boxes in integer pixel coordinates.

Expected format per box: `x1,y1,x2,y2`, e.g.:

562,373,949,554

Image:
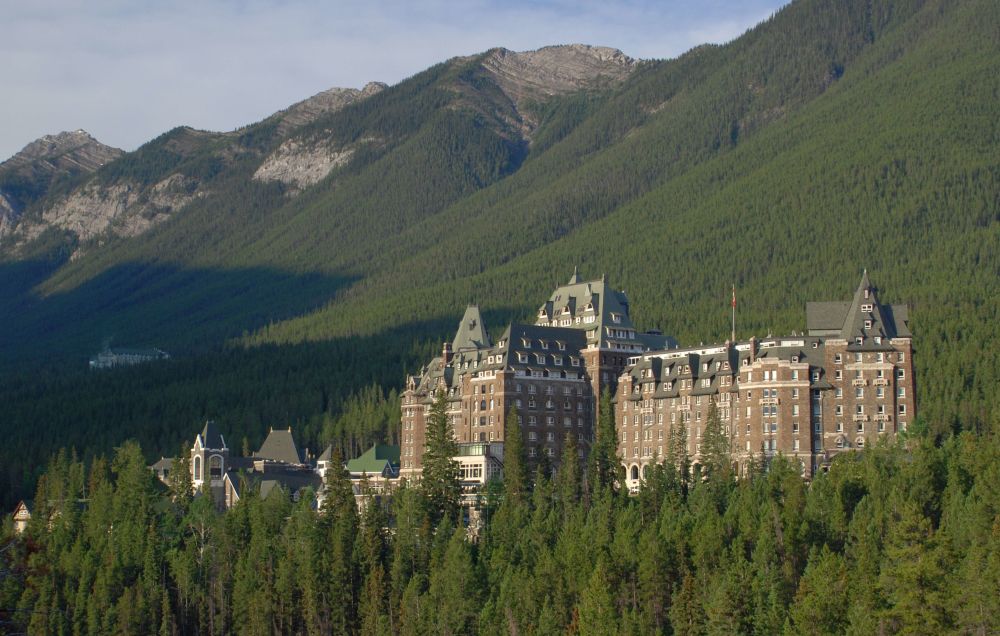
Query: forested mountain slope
0,0,998,506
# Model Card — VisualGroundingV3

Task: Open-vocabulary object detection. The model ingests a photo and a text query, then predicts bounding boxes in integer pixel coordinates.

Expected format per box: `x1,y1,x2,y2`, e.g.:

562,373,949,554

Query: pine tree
167,444,193,509
786,546,849,635
557,431,581,506
588,389,620,496
503,406,528,503
578,557,618,636
421,389,461,524
699,401,732,482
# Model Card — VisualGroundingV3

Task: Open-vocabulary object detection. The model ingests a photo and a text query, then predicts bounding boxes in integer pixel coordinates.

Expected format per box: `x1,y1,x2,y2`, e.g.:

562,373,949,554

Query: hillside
1,0,999,506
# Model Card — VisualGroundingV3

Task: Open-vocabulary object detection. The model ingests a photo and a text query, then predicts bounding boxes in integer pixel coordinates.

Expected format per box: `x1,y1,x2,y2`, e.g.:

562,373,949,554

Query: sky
2,0,789,161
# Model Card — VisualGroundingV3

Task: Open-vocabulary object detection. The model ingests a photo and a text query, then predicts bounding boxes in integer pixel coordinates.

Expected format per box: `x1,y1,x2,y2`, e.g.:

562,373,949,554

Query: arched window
210,455,223,478
641,465,649,479
193,455,202,481
631,465,639,480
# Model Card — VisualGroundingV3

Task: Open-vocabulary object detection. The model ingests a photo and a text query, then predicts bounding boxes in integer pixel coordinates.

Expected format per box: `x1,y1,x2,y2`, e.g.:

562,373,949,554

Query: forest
3,394,998,635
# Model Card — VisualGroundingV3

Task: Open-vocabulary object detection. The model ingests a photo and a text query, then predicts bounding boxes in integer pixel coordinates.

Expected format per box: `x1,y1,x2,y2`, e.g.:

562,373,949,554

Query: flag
731,285,736,309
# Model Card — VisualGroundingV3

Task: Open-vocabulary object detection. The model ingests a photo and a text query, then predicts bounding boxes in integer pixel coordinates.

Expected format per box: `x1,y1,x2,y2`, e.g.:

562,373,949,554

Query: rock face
271,82,387,136
0,130,122,240
2,130,123,176
253,82,386,189
483,44,636,102
253,139,357,190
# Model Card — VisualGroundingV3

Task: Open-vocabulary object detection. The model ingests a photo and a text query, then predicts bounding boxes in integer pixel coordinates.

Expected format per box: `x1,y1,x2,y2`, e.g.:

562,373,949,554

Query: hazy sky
2,0,789,161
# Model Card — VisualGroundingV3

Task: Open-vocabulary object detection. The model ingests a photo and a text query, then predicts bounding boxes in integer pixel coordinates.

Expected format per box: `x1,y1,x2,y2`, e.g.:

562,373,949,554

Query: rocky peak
0,130,123,240
2,129,122,174
481,44,637,105
271,81,387,135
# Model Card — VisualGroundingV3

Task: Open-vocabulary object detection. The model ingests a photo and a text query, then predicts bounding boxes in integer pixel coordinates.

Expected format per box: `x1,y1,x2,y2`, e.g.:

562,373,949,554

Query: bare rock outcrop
2,129,123,175
271,81,387,136
13,172,203,255
481,44,637,127
253,139,357,190
0,130,122,240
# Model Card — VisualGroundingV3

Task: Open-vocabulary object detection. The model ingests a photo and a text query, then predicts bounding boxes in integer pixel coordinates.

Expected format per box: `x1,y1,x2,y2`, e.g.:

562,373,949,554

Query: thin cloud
1,0,788,160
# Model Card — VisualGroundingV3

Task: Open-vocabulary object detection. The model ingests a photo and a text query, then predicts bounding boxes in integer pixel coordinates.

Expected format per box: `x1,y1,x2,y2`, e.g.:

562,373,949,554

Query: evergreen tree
786,546,849,635
502,406,528,503
421,389,461,524
699,401,732,482
589,389,620,496
557,431,581,506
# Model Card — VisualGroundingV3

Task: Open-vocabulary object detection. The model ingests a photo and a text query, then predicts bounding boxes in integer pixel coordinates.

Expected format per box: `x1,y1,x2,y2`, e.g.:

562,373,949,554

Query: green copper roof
346,444,400,475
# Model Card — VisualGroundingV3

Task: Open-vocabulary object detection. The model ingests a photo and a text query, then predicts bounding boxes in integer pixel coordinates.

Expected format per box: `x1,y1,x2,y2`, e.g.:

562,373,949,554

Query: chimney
443,341,453,365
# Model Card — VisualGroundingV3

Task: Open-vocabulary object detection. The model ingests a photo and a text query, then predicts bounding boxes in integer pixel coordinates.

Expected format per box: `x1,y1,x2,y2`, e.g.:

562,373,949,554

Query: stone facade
401,271,673,479
616,272,915,491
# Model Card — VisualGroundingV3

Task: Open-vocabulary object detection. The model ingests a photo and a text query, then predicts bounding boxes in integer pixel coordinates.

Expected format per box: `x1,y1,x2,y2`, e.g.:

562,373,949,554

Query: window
834,354,842,364
835,405,843,416
897,369,906,379
898,404,907,415
793,439,800,451
792,405,800,416
898,352,905,363
898,387,906,398
835,370,843,380
855,388,864,398
836,388,843,398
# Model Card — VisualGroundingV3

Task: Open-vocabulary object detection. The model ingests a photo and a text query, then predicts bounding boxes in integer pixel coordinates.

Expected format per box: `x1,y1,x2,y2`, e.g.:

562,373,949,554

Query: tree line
4,390,998,635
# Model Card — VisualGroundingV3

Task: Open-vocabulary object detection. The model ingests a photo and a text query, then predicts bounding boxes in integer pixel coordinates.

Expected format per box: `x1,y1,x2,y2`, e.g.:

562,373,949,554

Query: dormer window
522,338,531,348
861,304,873,312
538,309,547,318
541,341,549,350
864,320,872,330
611,313,622,324
856,337,863,345
517,353,528,363
557,341,566,351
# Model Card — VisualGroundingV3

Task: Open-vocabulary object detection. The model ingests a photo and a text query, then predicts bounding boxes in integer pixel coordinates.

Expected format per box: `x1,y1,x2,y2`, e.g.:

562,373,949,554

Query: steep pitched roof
198,420,226,450
452,305,491,351
255,428,304,464
346,444,400,476
806,271,911,341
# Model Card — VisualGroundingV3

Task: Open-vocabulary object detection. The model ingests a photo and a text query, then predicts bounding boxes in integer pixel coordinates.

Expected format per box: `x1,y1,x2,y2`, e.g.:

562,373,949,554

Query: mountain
0,130,122,241
1,0,999,505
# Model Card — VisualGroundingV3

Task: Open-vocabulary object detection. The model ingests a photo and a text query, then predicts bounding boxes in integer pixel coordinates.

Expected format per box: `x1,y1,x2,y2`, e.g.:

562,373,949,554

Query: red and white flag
731,285,737,309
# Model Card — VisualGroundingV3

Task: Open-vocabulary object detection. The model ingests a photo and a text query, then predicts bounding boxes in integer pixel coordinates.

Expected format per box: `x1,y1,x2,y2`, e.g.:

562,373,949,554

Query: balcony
853,414,869,422
678,403,691,411
873,414,891,422
873,378,889,386
852,379,867,387
759,398,779,406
